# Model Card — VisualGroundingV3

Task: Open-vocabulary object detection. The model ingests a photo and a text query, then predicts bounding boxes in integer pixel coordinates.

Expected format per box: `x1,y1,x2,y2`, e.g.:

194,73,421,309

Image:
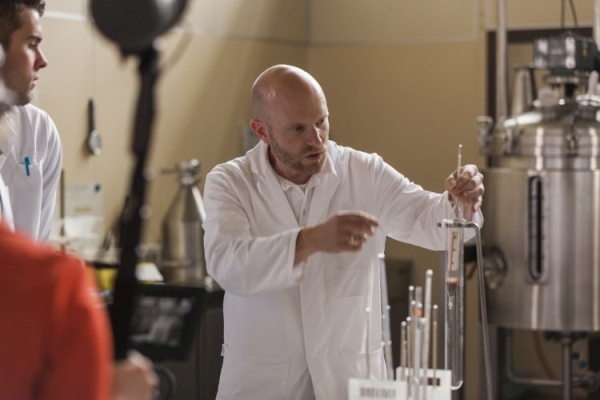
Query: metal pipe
505,331,562,387
496,0,508,119
562,336,572,400
471,223,495,400
504,330,591,391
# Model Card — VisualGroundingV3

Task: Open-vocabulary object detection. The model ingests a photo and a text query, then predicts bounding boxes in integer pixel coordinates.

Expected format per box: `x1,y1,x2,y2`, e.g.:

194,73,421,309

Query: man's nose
306,126,323,145
35,49,48,70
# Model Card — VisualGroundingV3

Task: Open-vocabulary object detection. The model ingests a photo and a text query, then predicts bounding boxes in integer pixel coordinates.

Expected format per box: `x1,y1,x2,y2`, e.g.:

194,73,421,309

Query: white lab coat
0,104,62,241
203,140,482,400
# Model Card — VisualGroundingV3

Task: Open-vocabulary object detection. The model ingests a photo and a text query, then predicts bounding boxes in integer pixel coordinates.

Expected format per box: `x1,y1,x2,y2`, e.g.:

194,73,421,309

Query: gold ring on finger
349,235,356,246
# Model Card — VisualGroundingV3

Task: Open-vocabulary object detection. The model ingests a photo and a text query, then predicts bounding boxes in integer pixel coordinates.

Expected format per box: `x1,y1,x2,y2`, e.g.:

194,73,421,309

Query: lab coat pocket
218,345,290,400
325,265,370,298
339,346,385,381
2,158,42,237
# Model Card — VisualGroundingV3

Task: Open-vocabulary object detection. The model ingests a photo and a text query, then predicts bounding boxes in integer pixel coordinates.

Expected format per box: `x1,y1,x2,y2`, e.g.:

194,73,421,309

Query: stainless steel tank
161,159,210,286
481,70,600,332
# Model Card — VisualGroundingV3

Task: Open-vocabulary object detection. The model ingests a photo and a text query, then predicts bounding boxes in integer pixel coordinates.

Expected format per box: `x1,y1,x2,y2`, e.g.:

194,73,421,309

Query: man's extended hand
295,211,380,265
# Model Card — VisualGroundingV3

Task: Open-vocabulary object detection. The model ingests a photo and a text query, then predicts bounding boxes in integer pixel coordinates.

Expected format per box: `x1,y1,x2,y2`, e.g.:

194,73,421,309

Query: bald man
203,64,484,399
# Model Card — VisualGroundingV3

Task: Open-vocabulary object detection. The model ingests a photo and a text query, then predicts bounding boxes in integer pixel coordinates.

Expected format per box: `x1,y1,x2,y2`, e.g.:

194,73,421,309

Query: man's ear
250,118,269,144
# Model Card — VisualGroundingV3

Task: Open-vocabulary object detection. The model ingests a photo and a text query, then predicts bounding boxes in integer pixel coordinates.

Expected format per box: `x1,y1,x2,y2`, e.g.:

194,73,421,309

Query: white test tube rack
349,228,493,400
394,367,452,400
348,369,452,400
349,265,453,400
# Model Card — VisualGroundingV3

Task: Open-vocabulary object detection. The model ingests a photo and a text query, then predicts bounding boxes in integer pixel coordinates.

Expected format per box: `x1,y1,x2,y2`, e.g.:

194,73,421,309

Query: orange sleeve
38,259,113,400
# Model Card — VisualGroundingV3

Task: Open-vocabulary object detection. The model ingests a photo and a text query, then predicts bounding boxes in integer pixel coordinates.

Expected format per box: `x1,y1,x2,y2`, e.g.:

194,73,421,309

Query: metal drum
161,159,210,286
480,75,600,331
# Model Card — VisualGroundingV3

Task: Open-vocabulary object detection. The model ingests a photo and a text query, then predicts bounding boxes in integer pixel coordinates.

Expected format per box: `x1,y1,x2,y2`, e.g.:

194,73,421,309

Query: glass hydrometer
444,144,465,390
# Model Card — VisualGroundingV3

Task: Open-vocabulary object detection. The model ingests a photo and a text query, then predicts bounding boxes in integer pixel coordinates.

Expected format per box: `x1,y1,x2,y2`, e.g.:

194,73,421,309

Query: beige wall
36,0,595,398
39,0,309,241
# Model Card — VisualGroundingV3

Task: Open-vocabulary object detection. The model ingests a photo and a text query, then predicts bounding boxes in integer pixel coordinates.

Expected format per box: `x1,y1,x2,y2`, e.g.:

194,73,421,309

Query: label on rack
348,378,403,400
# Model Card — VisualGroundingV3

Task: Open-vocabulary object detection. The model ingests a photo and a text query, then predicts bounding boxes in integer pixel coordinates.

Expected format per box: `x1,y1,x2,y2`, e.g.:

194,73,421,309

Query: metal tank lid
487,98,600,170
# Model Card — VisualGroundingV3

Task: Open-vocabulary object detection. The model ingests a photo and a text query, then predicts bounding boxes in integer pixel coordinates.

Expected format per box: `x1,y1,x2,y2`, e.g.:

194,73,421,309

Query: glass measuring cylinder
437,217,495,399
442,216,465,390
377,253,394,380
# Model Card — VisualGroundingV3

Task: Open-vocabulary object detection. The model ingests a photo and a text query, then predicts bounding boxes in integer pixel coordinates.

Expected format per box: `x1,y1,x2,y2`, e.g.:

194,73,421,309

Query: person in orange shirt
0,222,112,399
0,221,158,400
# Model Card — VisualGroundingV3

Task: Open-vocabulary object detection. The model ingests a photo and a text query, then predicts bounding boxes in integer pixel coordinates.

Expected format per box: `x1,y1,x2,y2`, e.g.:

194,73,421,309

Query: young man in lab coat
0,4,159,400
203,64,485,399
0,0,62,241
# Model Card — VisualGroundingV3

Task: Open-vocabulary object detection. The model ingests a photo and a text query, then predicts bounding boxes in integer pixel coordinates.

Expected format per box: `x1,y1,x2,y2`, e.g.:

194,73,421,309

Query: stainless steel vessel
481,70,600,332
161,159,210,286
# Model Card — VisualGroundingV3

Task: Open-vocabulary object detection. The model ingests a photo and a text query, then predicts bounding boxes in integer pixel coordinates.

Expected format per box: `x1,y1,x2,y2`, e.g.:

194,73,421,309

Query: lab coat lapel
307,149,340,225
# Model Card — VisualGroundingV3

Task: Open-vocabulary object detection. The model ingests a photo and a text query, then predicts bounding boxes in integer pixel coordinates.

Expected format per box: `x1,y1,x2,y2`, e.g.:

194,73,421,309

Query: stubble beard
270,138,327,176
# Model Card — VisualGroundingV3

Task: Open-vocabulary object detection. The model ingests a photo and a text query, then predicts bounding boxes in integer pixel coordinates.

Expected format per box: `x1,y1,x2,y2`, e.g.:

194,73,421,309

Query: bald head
248,64,330,183
251,64,326,122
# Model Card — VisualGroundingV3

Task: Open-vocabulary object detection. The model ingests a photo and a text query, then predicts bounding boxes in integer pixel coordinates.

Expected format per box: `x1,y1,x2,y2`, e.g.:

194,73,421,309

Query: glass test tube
432,304,439,388
407,285,415,372
412,317,422,400
364,256,375,379
400,321,407,381
420,270,433,398
444,229,465,390
378,253,394,380
444,144,465,390
406,316,412,371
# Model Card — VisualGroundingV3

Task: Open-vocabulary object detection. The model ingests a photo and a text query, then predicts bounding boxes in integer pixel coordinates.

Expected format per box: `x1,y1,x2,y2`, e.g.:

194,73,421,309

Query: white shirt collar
274,153,334,192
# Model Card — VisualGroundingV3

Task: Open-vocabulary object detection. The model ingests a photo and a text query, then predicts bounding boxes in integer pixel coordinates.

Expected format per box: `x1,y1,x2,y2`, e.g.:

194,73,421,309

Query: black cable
161,20,194,74
561,0,565,29
568,0,579,28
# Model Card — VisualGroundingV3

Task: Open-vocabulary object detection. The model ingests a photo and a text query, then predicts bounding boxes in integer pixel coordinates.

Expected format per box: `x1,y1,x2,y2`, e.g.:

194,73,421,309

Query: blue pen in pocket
24,156,30,177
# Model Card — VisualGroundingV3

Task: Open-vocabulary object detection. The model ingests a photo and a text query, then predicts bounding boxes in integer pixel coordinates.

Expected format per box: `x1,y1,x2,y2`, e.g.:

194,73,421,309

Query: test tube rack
348,369,451,400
